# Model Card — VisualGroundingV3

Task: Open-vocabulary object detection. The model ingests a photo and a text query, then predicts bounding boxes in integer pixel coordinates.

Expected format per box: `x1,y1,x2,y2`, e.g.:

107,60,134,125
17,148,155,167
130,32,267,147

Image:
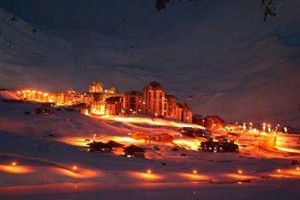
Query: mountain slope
0,0,299,127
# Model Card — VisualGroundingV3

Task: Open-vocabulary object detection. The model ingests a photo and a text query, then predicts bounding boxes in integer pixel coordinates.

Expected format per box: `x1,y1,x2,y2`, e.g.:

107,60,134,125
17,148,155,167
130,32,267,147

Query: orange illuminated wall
123,91,143,115
143,82,167,117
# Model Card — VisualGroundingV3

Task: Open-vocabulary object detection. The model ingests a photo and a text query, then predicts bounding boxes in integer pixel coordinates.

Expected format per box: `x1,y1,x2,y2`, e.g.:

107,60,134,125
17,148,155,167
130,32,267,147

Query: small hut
106,140,124,155
124,145,145,158
88,142,112,153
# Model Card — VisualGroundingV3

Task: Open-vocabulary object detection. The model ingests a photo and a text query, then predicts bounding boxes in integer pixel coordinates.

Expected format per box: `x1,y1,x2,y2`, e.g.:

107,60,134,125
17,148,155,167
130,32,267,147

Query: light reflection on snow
178,172,210,181
0,164,35,174
57,137,92,147
112,136,144,144
173,139,200,151
55,167,100,179
224,173,256,180
129,171,163,181
266,167,300,179
89,114,205,129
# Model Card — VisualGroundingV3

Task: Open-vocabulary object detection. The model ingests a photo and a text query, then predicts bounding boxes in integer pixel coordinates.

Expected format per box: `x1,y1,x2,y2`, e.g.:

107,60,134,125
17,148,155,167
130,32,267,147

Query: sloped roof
106,140,124,148
124,145,145,152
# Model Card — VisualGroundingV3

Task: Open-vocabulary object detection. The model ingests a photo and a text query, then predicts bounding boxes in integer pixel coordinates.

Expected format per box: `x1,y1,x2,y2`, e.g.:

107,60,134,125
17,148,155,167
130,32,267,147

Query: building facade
166,94,177,118
105,96,123,115
123,91,143,115
143,81,167,117
89,81,104,93
175,102,193,123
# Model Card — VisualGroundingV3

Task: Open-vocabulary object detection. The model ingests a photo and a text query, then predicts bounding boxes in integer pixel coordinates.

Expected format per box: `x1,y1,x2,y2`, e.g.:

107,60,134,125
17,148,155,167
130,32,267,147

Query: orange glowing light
57,137,91,147
72,165,78,171
97,115,205,129
11,162,17,166
225,173,255,180
113,136,143,144
173,139,200,151
275,146,300,154
296,167,300,171
0,164,34,174
267,168,300,179
56,167,99,179
238,170,243,174
193,170,198,174
147,169,152,174
178,172,210,181
130,171,162,181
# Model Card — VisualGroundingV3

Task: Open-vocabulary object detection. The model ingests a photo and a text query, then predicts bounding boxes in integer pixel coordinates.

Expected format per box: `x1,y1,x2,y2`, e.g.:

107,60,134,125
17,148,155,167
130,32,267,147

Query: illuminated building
89,81,104,93
131,131,151,141
143,81,167,117
90,101,106,115
194,115,225,129
123,91,143,115
124,145,145,158
13,81,195,124
63,90,77,105
166,94,177,118
175,102,193,123
17,90,54,103
105,96,123,115
105,87,118,95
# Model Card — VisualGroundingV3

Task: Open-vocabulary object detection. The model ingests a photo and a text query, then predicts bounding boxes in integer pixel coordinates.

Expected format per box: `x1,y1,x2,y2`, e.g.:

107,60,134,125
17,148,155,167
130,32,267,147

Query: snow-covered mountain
0,0,299,127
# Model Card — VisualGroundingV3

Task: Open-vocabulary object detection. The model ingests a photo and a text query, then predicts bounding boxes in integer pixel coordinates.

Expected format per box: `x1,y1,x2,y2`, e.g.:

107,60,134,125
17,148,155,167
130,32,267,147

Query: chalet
106,140,124,155
193,115,225,129
131,131,151,141
124,145,145,158
88,142,112,153
154,133,174,143
199,141,239,153
179,127,201,136
106,140,124,148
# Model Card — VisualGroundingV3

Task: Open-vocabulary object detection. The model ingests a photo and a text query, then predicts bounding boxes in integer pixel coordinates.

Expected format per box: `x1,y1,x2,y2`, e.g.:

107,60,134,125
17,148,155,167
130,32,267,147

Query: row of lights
8,162,300,176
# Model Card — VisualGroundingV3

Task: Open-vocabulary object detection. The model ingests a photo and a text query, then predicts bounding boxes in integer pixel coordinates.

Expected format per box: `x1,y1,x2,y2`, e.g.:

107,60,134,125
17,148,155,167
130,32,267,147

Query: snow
0,90,21,100
0,101,299,199
0,1,300,198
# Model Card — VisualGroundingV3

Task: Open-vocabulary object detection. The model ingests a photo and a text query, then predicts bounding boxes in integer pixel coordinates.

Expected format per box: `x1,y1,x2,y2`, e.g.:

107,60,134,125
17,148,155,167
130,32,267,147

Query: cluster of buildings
193,114,225,129
88,81,193,123
15,81,193,123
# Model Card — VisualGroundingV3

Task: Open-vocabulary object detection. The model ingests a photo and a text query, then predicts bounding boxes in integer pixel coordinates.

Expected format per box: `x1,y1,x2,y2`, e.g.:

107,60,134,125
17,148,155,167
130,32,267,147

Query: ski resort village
0,0,300,199
0,80,299,199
